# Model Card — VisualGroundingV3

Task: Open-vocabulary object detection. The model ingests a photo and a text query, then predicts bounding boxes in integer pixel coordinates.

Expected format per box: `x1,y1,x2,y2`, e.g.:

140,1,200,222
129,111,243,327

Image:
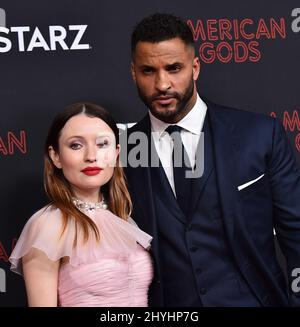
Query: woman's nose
84,145,97,162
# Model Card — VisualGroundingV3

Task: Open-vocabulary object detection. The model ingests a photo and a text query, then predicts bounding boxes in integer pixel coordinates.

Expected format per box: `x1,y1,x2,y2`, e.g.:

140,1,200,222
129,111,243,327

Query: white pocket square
237,174,265,191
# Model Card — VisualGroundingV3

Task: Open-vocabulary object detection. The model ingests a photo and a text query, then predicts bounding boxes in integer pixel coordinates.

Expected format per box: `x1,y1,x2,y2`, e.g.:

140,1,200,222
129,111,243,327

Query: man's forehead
134,38,193,62
136,38,188,51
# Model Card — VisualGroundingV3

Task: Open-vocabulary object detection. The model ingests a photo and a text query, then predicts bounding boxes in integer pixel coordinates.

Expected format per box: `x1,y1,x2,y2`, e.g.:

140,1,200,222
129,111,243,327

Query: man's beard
137,77,195,123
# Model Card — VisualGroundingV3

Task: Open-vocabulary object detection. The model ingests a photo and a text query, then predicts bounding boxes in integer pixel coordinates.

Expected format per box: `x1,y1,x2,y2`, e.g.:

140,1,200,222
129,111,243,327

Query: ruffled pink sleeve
10,205,153,276
9,206,75,275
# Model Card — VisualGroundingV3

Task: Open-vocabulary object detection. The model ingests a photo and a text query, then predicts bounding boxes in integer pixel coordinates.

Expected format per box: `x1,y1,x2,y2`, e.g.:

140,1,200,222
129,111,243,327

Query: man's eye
142,67,154,74
167,65,181,72
70,143,82,150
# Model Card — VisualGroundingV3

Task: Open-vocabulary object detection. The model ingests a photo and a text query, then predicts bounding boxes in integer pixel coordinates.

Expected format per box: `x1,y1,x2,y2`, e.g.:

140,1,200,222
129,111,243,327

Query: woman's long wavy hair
44,102,132,244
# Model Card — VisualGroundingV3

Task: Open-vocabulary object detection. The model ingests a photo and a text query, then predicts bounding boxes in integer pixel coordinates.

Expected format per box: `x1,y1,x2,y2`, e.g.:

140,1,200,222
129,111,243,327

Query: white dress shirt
149,94,207,195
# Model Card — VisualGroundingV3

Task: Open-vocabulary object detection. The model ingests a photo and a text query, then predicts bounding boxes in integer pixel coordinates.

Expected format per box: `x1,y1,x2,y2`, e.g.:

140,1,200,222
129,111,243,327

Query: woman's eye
97,139,109,148
70,143,82,150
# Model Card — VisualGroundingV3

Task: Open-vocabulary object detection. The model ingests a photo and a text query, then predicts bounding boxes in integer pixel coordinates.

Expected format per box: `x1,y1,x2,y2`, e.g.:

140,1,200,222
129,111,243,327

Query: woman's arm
22,248,60,307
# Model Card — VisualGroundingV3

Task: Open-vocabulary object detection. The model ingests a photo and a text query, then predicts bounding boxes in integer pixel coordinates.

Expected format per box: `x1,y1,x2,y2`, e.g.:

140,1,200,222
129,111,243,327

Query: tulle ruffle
10,205,152,275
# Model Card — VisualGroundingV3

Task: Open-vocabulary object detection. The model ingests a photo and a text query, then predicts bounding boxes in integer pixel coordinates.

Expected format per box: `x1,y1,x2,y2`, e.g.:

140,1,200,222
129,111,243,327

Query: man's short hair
131,13,195,55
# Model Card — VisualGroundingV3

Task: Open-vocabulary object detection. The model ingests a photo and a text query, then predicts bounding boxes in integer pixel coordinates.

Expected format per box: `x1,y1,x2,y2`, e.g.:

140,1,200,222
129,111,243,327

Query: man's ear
193,56,200,81
48,146,62,169
131,62,136,83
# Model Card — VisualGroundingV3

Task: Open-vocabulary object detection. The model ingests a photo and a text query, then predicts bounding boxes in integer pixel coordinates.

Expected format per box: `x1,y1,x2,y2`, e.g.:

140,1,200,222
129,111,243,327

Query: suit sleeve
269,118,300,306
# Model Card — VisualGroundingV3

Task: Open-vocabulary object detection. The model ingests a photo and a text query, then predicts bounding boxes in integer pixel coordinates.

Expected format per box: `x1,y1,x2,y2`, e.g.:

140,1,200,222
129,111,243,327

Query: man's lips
81,167,102,176
154,96,176,106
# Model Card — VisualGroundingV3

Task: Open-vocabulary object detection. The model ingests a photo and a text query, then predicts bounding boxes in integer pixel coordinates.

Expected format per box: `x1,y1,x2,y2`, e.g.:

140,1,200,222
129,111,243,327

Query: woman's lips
81,167,102,176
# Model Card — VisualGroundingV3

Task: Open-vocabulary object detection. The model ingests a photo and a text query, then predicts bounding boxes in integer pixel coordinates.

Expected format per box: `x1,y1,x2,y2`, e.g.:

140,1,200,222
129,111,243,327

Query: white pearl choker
72,196,108,212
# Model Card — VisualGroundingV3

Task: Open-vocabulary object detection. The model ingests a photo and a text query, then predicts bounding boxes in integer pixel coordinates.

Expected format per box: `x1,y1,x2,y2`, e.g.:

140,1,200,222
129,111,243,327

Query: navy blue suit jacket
124,100,300,306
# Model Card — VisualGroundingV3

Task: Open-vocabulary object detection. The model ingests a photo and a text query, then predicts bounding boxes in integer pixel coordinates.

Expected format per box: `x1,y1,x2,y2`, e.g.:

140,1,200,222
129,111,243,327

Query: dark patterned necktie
165,125,192,217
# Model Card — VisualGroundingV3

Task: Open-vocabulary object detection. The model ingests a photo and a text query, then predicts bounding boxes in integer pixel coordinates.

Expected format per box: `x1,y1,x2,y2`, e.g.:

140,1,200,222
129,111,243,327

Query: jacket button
196,268,202,274
200,288,207,295
190,246,198,252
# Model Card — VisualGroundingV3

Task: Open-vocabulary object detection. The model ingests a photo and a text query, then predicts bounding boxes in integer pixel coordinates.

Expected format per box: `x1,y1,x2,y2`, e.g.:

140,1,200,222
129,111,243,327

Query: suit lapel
155,162,187,224
129,106,240,245
126,115,159,247
188,116,213,218
208,103,240,243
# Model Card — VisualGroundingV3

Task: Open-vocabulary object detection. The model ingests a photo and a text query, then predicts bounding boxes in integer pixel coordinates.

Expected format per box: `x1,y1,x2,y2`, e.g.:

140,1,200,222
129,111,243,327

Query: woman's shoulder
18,204,76,249
23,205,63,232
10,204,75,274
29,204,61,220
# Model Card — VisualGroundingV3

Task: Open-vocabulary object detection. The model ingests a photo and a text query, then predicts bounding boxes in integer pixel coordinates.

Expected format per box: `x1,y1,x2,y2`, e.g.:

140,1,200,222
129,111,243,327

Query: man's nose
155,71,171,92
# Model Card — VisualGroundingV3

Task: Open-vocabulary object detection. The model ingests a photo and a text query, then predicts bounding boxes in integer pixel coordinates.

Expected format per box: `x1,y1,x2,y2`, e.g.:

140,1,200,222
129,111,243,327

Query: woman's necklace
72,195,108,212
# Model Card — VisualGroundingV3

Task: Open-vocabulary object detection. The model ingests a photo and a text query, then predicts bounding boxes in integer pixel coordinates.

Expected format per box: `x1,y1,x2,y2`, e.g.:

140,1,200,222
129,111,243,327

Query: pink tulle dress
9,205,153,307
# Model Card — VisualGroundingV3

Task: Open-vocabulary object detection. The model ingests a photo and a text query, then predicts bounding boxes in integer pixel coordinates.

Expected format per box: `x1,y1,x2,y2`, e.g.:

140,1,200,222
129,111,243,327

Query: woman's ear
113,144,121,167
48,146,62,169
116,144,121,158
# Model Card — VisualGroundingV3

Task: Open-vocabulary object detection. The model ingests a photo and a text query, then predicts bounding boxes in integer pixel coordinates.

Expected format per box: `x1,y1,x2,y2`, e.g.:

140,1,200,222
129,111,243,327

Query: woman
9,102,153,307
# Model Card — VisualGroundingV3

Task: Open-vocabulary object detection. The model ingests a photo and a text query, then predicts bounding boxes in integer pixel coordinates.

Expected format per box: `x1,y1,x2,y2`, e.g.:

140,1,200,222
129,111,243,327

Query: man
124,13,300,306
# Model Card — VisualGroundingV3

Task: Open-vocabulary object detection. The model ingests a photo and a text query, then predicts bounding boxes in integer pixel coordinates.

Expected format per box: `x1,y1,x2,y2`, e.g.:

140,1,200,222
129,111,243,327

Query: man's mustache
150,92,180,102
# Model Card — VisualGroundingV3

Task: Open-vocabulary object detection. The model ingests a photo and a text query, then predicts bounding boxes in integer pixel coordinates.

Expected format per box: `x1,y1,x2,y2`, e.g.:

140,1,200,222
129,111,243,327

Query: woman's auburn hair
44,102,132,245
